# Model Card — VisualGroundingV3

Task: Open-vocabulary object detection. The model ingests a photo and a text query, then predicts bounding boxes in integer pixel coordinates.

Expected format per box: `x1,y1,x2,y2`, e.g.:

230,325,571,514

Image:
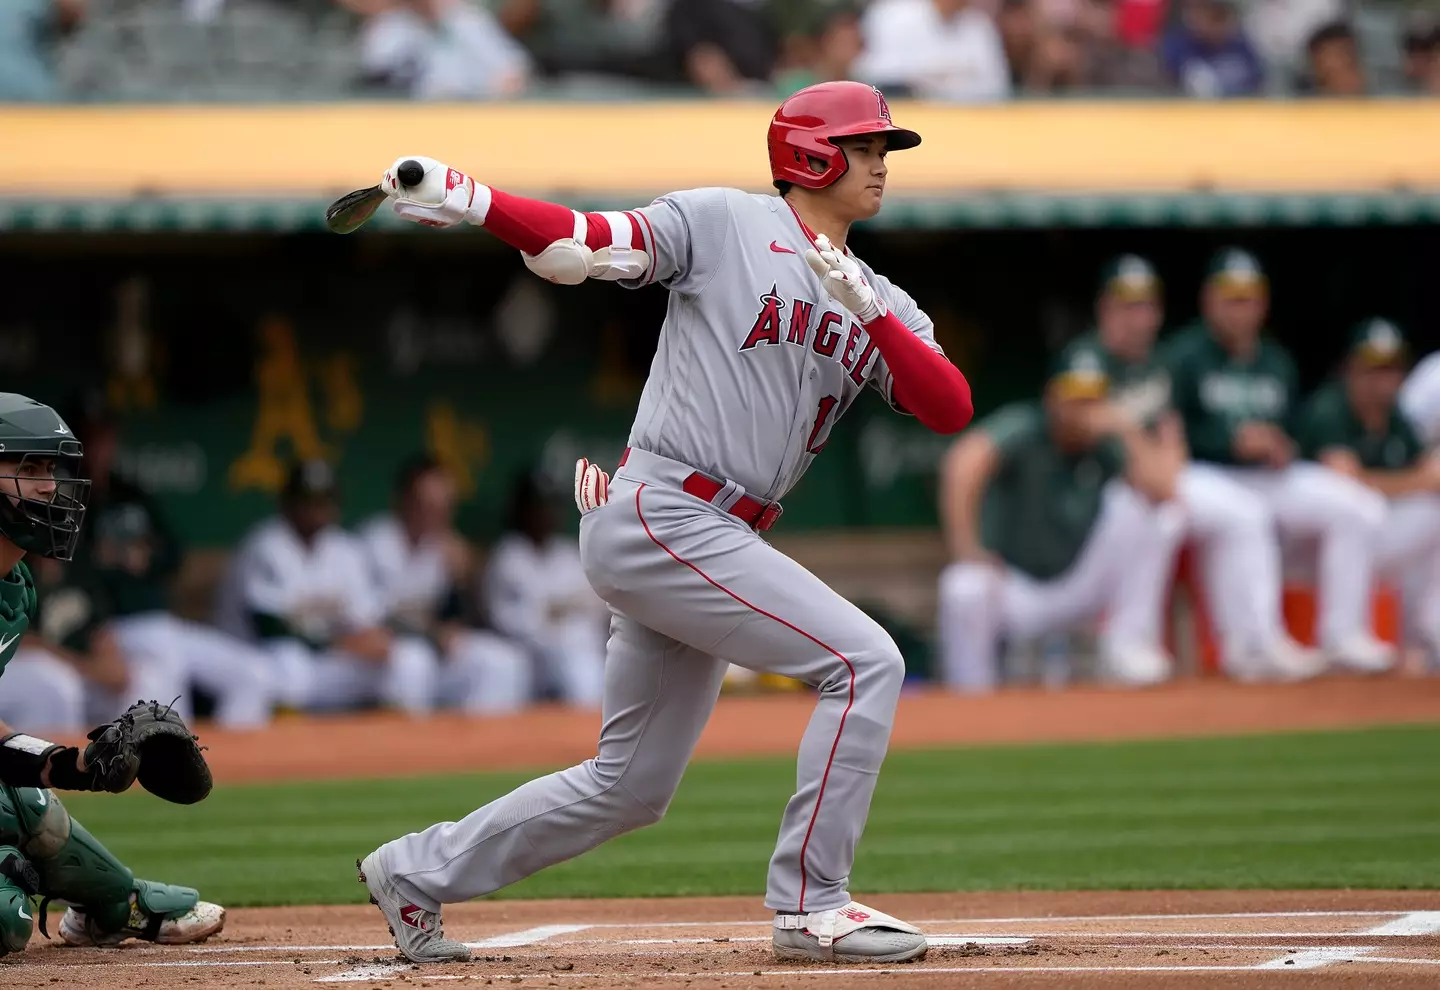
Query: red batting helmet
767,81,922,191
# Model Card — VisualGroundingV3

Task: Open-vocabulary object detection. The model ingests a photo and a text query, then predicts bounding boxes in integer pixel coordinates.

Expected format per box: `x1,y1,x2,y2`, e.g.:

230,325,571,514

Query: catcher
0,392,222,956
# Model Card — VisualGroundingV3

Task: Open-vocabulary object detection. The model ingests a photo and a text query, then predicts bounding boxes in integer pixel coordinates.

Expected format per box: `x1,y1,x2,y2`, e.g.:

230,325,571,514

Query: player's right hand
575,458,609,514
380,156,486,228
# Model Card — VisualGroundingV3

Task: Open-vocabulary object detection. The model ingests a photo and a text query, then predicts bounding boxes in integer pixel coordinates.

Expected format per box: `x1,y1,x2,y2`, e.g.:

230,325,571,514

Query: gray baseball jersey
619,187,944,499
374,188,937,923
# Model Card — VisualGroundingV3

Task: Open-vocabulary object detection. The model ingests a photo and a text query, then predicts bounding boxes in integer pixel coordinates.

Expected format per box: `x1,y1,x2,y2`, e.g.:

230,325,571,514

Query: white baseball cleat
773,901,927,963
1326,634,1396,674
58,898,225,947
357,852,471,964
1100,641,1172,687
1230,636,1327,683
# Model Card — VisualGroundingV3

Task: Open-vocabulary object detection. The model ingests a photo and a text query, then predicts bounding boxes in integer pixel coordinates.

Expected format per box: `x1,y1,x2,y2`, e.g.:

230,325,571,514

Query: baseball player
357,456,532,715
1399,344,1440,448
0,392,225,957
1295,319,1440,661
1062,256,1322,682
214,459,440,715
480,471,608,708
66,396,273,728
935,350,1183,690
1159,248,1394,672
356,81,973,965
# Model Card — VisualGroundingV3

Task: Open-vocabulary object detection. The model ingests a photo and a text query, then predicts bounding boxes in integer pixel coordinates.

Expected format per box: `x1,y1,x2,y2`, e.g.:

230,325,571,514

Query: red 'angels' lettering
740,285,786,350
806,395,840,455
737,292,885,385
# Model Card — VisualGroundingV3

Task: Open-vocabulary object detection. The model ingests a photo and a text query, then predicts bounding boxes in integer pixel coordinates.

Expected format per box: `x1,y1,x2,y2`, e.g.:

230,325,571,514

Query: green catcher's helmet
0,393,89,561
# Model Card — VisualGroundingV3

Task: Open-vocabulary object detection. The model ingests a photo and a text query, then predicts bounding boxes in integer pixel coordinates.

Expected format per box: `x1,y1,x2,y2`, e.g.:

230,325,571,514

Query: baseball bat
324,159,425,234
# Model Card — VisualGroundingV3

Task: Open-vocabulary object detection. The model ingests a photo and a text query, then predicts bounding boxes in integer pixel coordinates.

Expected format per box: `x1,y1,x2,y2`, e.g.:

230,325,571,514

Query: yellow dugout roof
3,99,1439,199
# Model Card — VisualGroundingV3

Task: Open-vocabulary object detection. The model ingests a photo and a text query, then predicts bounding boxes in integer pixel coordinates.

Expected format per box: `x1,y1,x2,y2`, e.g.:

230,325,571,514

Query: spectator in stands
64,393,273,728
482,469,607,708
1158,248,1394,673
1078,0,1168,92
1160,0,1264,97
0,555,126,734
854,0,1011,102
1243,0,1342,88
1296,320,1440,665
495,0,668,83
662,0,779,95
357,455,533,715
356,0,531,99
0,0,83,101
1059,256,1318,683
1401,11,1440,95
935,349,1182,692
1300,20,1366,96
774,3,864,96
214,459,441,716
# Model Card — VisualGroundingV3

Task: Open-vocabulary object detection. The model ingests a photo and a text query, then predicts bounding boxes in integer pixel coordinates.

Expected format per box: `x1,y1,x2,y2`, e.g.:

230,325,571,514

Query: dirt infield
12,675,1440,987
8,891,1440,989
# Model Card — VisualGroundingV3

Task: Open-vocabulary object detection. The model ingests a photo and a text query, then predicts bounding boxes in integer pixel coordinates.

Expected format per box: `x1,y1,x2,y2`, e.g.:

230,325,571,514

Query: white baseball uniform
0,647,87,733
214,516,439,715
1399,351,1440,448
481,531,608,708
357,514,532,716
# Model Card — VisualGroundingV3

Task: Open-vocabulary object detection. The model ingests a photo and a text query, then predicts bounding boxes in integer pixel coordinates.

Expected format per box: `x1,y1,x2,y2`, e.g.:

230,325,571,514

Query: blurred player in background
0,554,127,733
1296,319,1440,665
358,455,532,716
66,395,273,728
1068,255,1320,682
481,470,608,708
214,459,439,716
936,348,1183,690
1159,248,1393,673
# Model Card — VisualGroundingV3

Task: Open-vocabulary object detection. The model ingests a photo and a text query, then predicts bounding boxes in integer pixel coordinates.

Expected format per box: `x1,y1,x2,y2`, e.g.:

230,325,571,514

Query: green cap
1097,254,1160,301
1205,247,1267,296
1348,317,1409,366
1048,345,1110,399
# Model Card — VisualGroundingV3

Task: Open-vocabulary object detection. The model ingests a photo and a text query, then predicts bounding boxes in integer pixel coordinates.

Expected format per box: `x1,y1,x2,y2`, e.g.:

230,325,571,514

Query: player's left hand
380,155,486,228
804,234,886,324
82,699,213,805
575,458,609,514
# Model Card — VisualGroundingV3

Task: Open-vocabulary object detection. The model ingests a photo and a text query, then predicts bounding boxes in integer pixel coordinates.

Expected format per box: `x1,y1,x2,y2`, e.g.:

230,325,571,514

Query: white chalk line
1258,911,1440,971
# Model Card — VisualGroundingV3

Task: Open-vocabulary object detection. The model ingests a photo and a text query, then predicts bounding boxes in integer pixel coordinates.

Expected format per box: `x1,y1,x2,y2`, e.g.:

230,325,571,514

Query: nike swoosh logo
17,904,30,921
0,633,17,655
769,241,796,255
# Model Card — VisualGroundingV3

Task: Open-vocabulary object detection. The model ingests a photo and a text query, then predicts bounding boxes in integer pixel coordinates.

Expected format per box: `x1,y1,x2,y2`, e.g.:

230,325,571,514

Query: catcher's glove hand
82,699,213,804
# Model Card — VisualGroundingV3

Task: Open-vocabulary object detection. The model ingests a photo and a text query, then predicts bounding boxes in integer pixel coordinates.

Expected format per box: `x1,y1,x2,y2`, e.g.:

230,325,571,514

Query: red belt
618,447,783,532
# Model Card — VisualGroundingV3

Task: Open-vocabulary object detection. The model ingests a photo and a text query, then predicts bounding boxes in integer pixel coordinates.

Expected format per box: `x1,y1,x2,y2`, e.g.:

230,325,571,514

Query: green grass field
61,725,1440,907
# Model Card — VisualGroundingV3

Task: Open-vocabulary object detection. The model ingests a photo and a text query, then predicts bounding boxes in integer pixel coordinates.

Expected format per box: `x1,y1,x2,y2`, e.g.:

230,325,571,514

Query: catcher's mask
0,392,90,561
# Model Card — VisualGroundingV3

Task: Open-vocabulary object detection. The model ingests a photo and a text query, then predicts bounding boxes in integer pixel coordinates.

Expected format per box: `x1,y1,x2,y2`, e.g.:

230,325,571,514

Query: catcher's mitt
82,699,213,804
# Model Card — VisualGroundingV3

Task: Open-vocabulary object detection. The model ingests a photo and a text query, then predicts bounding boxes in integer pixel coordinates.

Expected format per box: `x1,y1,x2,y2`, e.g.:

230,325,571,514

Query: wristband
0,732,66,788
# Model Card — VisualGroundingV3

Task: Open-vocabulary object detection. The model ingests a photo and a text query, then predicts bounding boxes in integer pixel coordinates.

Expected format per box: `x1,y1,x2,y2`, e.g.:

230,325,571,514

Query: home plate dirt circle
7,892,1440,989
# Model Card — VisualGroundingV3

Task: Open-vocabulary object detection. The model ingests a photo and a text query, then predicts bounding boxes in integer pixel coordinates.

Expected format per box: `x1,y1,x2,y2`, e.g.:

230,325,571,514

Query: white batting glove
380,155,492,228
804,234,886,324
574,458,610,514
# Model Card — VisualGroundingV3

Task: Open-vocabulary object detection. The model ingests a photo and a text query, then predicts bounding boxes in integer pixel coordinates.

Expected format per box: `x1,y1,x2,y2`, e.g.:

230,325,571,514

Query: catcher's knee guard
0,846,39,955
0,784,196,937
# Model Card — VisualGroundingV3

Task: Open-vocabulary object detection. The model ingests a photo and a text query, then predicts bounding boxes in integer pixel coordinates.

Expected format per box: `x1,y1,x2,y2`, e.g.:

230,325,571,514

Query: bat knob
396,160,425,188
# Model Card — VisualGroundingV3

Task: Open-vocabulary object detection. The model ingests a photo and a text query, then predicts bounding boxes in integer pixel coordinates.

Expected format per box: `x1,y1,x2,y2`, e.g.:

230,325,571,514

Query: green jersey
1295,381,1425,470
1158,322,1299,465
0,562,38,677
978,401,1127,581
1062,331,1172,427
